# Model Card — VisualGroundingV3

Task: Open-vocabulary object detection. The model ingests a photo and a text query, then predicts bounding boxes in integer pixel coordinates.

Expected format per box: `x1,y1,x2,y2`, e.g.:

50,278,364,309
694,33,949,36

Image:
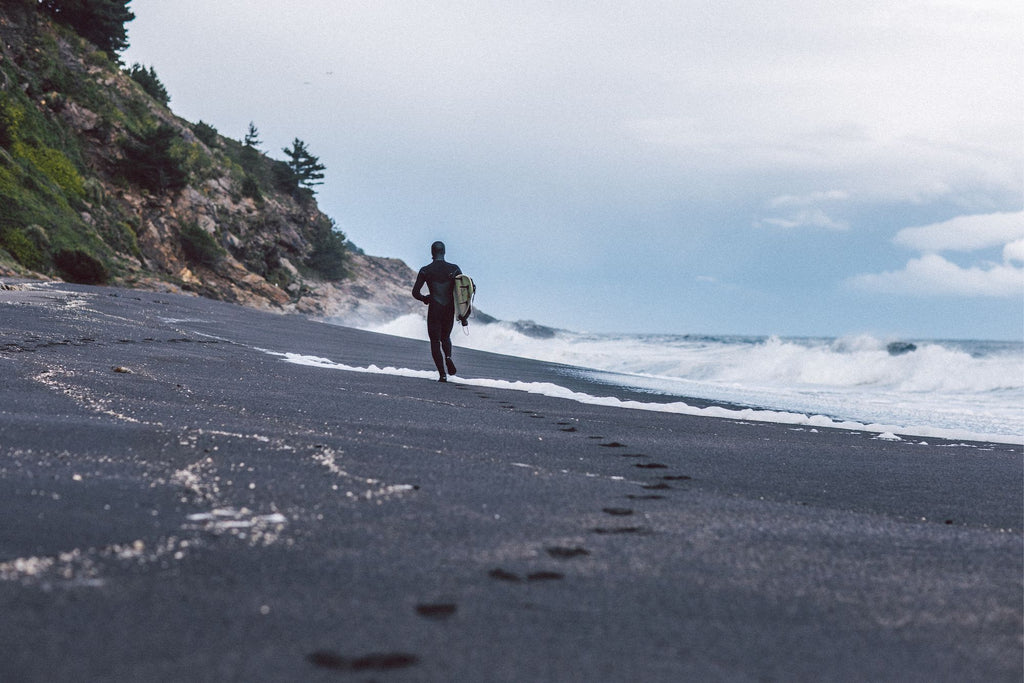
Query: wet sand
1,281,1021,682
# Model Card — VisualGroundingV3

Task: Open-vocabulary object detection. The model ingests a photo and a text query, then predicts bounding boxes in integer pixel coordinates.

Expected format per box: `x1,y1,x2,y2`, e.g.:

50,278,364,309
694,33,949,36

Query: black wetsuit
412,257,462,379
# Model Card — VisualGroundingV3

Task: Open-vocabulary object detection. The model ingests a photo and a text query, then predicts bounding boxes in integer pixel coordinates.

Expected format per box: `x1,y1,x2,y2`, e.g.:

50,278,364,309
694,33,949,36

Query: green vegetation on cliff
0,2,348,304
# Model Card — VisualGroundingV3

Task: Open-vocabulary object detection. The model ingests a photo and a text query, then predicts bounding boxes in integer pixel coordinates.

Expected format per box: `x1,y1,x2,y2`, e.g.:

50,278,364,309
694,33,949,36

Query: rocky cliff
0,4,422,324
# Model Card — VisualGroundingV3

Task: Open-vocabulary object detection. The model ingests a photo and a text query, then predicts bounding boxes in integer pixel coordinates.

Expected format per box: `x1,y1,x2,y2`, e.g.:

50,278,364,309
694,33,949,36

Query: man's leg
440,308,456,375
426,307,448,380
430,340,446,380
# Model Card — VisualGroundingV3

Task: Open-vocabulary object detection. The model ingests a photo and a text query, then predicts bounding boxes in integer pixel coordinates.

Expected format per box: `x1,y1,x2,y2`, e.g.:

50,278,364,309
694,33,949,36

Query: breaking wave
362,315,1024,442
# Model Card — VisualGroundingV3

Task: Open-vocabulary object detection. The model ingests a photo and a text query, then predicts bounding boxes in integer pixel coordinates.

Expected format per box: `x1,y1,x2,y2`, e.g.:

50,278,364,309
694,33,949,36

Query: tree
39,0,135,57
305,218,347,280
128,63,170,106
121,124,188,193
243,121,261,148
282,138,325,191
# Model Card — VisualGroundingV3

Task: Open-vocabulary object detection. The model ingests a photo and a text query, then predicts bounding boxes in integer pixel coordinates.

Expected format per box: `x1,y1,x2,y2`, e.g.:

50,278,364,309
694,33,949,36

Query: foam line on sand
263,350,1019,446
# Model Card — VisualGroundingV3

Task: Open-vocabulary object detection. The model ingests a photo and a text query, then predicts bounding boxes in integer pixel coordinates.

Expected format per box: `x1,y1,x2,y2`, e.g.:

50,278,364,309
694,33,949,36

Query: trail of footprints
484,392,693,585
308,388,694,675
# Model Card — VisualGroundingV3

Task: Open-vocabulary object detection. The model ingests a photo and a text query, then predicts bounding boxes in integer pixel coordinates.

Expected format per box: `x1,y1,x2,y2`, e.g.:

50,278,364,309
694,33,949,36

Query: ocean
360,315,1024,445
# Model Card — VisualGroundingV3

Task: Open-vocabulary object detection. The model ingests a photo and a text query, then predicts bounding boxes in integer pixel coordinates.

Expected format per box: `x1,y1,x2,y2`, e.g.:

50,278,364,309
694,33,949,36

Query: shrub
86,50,113,68
0,156,82,245
54,248,108,284
127,63,170,105
241,174,263,202
0,227,46,271
193,120,218,148
13,142,85,196
97,220,139,258
0,95,25,148
305,220,347,280
180,222,224,267
120,124,188,192
23,224,51,252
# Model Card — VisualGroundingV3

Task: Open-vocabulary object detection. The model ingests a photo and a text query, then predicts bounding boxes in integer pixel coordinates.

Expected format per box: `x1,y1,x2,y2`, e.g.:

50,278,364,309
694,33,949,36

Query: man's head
431,241,446,259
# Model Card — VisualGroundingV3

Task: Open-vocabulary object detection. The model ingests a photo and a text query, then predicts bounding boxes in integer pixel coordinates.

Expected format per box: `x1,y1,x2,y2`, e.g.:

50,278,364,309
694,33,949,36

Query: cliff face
305,251,424,326
0,5,421,324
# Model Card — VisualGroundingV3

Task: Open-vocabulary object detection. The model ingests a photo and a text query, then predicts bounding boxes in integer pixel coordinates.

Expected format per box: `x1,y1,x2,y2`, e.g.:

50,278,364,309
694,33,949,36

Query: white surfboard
454,274,475,326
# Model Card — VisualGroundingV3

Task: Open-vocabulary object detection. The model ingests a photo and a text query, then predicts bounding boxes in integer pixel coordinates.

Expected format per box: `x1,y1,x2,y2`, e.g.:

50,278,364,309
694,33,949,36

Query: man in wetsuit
412,241,462,382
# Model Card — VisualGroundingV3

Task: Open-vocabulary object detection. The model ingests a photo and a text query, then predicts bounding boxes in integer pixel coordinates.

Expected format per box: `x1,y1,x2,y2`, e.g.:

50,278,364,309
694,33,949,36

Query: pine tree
282,138,326,190
243,122,261,148
128,63,170,105
39,0,135,57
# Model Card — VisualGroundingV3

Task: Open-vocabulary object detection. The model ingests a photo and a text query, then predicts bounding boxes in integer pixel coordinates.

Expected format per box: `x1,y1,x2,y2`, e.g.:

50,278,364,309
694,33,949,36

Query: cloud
894,211,1024,251
1004,239,1024,264
769,190,851,208
757,209,848,231
756,190,850,230
850,211,1024,297
850,254,1023,297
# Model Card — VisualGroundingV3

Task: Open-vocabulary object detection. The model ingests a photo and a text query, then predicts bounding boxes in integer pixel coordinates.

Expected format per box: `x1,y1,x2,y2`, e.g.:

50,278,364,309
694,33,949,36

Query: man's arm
412,270,430,304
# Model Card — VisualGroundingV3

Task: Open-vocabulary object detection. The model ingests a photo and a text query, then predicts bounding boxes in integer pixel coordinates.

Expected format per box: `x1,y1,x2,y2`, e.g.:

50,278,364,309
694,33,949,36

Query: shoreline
356,313,1023,447
274,347,1024,446
1,281,1021,681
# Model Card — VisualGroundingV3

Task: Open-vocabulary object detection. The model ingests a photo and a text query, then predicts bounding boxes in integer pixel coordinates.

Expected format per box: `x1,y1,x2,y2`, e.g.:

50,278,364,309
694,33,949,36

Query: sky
121,0,1023,340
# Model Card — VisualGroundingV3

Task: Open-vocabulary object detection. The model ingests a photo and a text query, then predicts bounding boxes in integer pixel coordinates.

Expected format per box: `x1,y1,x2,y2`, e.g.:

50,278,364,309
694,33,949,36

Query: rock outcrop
0,4,417,326
296,252,423,326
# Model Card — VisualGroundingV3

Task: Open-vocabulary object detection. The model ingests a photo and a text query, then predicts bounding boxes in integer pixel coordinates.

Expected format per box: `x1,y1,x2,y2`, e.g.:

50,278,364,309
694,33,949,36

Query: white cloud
757,190,850,230
757,209,848,231
1004,239,1024,264
894,211,1024,251
851,210,1024,297
851,254,1024,297
769,190,851,208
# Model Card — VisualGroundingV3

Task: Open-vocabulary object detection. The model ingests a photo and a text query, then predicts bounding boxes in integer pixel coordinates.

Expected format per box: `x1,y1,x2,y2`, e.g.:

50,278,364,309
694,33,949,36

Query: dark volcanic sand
1,281,1021,682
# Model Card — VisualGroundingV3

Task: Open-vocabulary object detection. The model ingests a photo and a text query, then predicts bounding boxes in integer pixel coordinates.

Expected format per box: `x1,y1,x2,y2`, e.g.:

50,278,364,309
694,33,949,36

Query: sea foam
358,315,1024,443
265,345,1021,445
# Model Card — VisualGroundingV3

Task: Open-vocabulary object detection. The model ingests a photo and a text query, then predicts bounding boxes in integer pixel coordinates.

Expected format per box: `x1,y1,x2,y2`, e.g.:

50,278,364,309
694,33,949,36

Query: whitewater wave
361,315,1023,441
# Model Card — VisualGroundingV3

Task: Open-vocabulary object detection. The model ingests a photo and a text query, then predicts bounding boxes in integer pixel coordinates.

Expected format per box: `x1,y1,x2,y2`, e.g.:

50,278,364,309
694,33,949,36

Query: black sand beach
1,281,1021,682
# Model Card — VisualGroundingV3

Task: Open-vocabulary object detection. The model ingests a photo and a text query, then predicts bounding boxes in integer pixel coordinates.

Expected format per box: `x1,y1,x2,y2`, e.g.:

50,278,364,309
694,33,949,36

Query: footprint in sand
591,526,652,535
307,651,419,671
416,603,458,619
546,546,590,559
489,568,522,582
489,568,565,582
